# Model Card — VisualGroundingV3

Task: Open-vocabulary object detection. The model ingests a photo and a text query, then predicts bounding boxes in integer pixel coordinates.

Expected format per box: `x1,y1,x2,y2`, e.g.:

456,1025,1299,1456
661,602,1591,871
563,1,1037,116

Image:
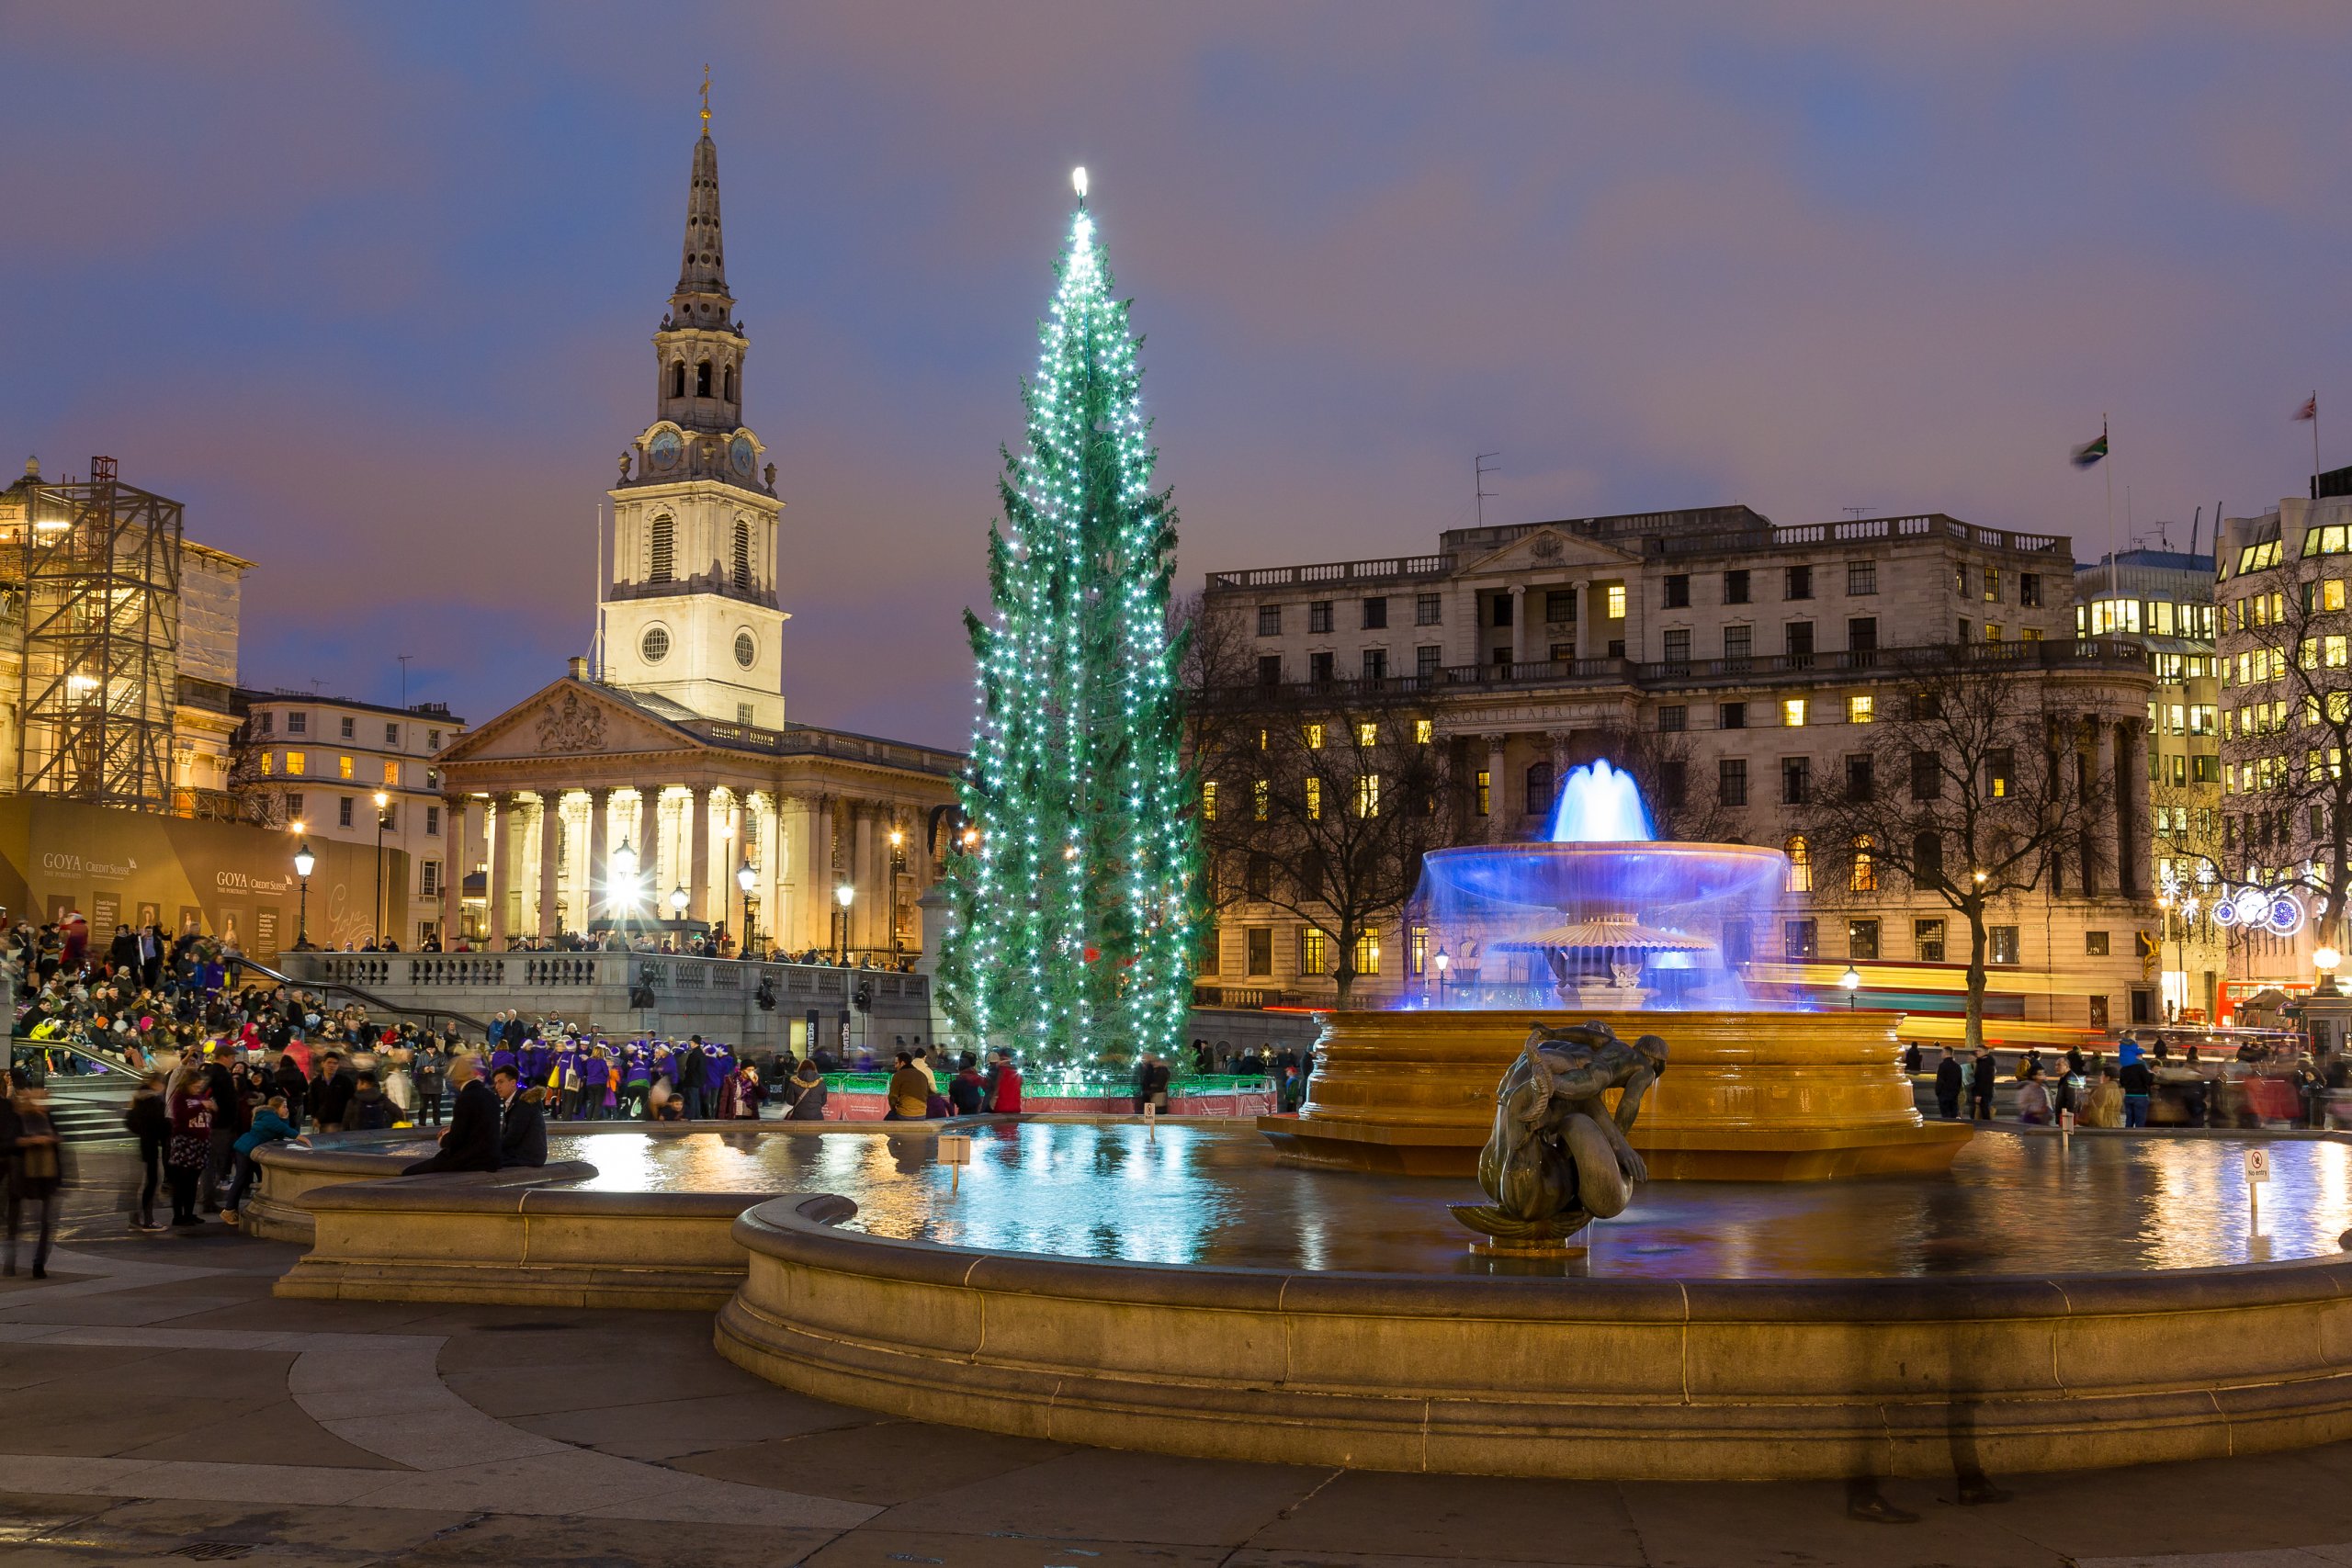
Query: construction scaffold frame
15,456,183,812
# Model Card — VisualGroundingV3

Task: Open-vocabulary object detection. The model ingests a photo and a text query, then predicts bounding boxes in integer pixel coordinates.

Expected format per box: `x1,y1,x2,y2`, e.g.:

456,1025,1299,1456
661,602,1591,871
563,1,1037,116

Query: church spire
645,72,749,444
672,67,731,318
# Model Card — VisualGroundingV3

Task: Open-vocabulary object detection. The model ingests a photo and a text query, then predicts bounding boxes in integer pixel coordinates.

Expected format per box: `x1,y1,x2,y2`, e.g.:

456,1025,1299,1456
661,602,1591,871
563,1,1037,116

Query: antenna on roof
396,653,414,708
1475,452,1500,528
1841,507,1873,522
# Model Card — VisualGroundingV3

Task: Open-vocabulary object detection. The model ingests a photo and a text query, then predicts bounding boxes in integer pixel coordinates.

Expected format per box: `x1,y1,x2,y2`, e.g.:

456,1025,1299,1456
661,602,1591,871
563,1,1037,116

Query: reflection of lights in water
550,1124,2352,1279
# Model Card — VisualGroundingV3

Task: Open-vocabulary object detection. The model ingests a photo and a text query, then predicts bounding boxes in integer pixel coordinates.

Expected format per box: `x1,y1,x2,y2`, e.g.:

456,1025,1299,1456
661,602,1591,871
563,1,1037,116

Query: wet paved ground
13,1143,2352,1565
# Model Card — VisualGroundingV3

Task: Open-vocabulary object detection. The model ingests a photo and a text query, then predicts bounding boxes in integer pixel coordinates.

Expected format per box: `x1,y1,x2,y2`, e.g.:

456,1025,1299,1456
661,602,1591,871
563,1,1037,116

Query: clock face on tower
648,429,683,468
729,434,755,477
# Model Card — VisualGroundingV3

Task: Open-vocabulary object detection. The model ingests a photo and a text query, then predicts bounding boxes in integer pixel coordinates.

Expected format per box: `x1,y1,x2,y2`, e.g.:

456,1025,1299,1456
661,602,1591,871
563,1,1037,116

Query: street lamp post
293,839,315,950
834,882,854,964
1433,948,1450,1008
372,790,391,947
737,860,758,960
1840,964,1861,1010
609,836,638,950
2317,944,2343,998
668,883,689,944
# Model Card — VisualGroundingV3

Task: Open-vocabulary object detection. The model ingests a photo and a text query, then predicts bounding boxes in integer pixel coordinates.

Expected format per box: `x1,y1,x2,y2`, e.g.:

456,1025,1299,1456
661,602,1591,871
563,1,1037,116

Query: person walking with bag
2,1084,64,1276
123,1073,168,1231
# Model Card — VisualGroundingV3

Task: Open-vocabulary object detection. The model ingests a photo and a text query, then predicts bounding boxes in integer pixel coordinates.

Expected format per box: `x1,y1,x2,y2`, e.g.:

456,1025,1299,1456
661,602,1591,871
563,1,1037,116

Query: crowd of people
317,924,920,972
1912,1031,2345,1130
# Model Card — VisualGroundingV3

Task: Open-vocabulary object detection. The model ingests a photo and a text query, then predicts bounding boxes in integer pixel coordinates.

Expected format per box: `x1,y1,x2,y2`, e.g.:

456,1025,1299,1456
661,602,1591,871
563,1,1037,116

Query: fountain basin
1267,1007,1971,1179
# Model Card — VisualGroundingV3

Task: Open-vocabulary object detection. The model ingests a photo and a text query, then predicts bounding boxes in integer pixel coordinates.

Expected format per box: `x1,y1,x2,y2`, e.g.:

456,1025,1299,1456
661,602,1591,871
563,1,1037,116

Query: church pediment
1457,526,1638,578
436,678,702,766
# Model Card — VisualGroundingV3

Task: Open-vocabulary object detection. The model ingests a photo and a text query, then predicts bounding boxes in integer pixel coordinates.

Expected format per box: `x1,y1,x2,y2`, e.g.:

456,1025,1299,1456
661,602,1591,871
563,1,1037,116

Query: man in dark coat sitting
401,1056,501,1175
492,1066,547,1168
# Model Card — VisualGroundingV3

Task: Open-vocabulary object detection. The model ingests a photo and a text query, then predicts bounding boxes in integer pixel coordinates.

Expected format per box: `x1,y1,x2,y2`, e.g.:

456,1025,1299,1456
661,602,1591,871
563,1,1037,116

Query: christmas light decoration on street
937,167,1200,1070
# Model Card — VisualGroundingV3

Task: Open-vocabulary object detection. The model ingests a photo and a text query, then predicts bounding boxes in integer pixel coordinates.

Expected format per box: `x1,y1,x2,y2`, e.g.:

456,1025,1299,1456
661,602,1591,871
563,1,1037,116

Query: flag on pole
2296,394,2318,423
2071,423,2109,468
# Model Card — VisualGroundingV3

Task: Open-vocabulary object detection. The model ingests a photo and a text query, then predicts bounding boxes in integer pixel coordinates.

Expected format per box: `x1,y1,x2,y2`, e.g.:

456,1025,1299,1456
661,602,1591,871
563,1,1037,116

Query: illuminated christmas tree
939,168,1199,1071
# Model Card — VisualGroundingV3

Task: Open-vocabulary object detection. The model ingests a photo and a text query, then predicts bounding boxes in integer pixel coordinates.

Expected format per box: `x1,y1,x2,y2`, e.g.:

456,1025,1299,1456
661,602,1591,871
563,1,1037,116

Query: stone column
2092,720,2120,899
813,796,838,953
1572,581,1590,661
439,795,465,942
537,792,562,938
635,786,661,900
689,784,713,928
487,793,514,949
2120,719,2151,897
585,788,611,931
1483,734,1509,843
1548,731,1573,828
1509,585,1528,668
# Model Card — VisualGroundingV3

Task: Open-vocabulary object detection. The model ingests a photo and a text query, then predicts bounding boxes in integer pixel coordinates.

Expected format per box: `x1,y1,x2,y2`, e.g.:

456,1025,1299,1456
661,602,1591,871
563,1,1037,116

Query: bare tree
1795,650,2114,1051
1193,680,1454,1008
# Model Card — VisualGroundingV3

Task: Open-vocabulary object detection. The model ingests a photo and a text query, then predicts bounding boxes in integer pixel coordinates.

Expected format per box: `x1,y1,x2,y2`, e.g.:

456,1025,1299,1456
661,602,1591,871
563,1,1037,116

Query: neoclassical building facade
428,100,960,956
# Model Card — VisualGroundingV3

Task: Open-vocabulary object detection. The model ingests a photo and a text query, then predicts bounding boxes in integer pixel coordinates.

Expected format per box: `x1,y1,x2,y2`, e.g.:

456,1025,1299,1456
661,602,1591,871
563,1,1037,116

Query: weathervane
700,65,711,132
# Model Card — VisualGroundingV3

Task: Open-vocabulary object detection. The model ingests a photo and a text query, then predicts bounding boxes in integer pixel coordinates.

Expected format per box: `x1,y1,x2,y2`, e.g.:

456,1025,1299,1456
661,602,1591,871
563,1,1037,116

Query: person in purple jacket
577,1046,611,1122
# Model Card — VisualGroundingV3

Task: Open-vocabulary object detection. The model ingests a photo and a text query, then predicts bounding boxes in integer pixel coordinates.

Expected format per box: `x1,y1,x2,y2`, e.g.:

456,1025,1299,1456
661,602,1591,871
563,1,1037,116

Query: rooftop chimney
568,655,589,680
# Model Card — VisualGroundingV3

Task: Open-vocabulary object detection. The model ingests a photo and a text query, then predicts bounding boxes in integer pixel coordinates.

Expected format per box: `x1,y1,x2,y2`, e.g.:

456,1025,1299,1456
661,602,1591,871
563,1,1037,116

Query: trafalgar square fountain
259,761,2352,1482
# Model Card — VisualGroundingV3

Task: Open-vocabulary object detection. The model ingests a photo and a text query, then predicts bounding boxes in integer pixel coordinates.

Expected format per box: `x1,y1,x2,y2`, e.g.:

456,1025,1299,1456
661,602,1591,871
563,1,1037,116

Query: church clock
729,434,755,477
648,428,683,468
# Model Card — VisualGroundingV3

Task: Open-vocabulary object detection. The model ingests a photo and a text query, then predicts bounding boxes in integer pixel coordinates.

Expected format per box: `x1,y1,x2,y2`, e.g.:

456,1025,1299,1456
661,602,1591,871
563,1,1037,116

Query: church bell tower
601,79,788,730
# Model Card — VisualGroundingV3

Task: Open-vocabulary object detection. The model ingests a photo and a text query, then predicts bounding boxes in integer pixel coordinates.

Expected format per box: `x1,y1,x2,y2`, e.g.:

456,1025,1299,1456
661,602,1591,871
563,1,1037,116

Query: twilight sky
5,2,2349,749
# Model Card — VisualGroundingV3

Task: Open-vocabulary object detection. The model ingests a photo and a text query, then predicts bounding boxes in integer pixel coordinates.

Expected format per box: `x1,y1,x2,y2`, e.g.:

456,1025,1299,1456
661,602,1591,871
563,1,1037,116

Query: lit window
338,755,355,779
1201,781,1218,821
258,752,274,776
1786,836,1812,892
1252,780,1269,821
1782,697,1808,727
1355,721,1378,748
1352,927,1381,977
1301,927,1328,976
1606,584,1626,619
1476,770,1491,815
1305,777,1322,819
384,761,401,786
1304,723,1325,750
1414,718,1433,745
2328,580,2347,613
1850,835,1877,893
1354,773,1382,818
285,752,305,776
1848,694,1873,725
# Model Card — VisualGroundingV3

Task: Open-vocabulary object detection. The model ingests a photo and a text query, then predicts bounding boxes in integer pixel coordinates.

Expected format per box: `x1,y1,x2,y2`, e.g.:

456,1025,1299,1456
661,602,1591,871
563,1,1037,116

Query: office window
1989,925,2020,964
2085,931,2110,956
1657,705,1687,733
1606,584,1626,619
385,722,400,745
1352,927,1381,978
1785,835,1813,891
1300,926,1328,978
1664,574,1690,608
255,712,274,735
1724,625,1753,663
1958,617,1971,641
1362,649,1387,681
1984,747,2014,799
1915,918,1946,963
1414,718,1433,745
1719,757,1748,806
1415,592,1442,626
259,752,274,776
2019,572,2042,607
1309,601,1333,634
1257,604,1282,637
1525,761,1555,818
1475,770,1491,815
340,716,356,739
1257,655,1283,687
1362,596,1387,630
285,751,306,776
1492,646,1511,667
1355,721,1378,747
1847,560,1877,595
286,792,304,820
421,861,442,898
1304,722,1326,750
1719,701,1747,729
1848,694,1873,725
1785,565,1814,601
1409,923,1429,977
1786,620,1815,661
1724,569,1751,604
1781,756,1810,804
1784,919,1818,962
1849,835,1877,892
1416,645,1441,677
1662,628,1690,667
1245,852,1272,898
1246,928,1273,976
426,729,442,750
338,796,354,828
338,755,355,779
383,761,401,786
1954,562,1970,595
1984,566,2001,603
1846,754,1873,801
1489,594,1512,628
1550,642,1575,661
1309,651,1334,683
1546,589,1577,622
1782,697,1808,728
1253,780,1269,820
425,804,441,836
287,712,308,734
1849,919,1880,961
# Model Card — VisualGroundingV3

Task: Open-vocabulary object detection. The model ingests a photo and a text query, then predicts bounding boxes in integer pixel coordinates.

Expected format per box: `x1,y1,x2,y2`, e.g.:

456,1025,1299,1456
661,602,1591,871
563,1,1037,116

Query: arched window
1849,834,1877,893
731,519,752,592
1912,829,1944,886
1524,761,1555,819
695,359,713,398
1785,835,1812,893
649,514,674,584
722,365,737,402
670,361,685,400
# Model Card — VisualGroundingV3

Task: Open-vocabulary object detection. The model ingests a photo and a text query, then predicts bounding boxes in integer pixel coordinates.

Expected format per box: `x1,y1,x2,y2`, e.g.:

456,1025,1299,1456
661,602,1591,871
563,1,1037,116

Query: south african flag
2071,424,2109,468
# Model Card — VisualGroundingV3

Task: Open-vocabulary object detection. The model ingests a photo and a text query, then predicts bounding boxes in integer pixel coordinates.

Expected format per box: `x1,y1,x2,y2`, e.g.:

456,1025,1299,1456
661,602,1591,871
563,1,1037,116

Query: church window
723,365,736,402
649,515,674,583
732,520,752,591
641,626,671,663
670,361,685,400
734,630,755,668
695,359,713,398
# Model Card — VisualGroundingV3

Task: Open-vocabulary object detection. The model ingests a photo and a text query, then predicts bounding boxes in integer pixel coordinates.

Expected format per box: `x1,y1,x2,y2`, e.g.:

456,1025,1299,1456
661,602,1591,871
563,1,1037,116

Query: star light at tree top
935,168,1200,1071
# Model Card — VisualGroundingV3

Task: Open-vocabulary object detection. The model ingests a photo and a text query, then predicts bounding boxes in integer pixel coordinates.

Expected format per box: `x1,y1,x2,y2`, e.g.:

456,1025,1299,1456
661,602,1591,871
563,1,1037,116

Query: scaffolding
11,457,182,811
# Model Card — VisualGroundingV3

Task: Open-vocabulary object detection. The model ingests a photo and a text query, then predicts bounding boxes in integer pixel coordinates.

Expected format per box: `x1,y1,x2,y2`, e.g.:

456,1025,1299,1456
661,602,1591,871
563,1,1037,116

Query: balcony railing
283,950,926,1001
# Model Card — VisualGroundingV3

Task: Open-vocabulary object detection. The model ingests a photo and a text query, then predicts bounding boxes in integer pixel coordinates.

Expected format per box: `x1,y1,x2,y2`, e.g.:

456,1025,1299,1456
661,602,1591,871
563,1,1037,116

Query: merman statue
1452,1020,1667,1248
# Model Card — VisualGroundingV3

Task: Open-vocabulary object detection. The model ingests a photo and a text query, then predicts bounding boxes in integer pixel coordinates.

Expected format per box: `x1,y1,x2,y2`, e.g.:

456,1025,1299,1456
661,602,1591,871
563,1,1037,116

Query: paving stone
671,1416,1067,1503
511,1387,877,1460
873,1447,1330,1546
1612,1478,2068,1568
804,1526,1232,1568
397,1512,840,1566
1245,1472,1645,1565
115,1397,410,1471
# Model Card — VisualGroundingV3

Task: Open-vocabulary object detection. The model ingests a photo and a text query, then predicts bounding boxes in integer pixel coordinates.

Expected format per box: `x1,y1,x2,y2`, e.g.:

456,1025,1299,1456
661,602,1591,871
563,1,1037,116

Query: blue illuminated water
1546,759,1654,842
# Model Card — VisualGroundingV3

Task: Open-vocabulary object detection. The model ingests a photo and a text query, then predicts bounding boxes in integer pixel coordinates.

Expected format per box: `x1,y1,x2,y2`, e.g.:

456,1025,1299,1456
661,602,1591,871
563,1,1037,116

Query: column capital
1509,583,1527,597
586,784,613,804
1480,732,1508,748
490,790,517,809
